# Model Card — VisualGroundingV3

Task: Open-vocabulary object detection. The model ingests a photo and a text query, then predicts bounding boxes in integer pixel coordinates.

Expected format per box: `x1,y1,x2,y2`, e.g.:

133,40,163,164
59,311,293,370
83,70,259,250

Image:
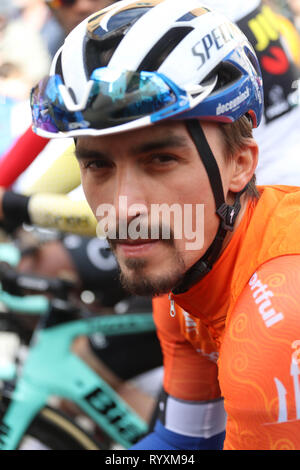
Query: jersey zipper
169,293,176,318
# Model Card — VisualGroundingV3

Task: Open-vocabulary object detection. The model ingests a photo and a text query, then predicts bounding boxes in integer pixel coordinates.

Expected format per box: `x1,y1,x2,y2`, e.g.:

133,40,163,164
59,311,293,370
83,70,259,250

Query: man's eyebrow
130,135,190,154
75,147,109,161
75,135,189,160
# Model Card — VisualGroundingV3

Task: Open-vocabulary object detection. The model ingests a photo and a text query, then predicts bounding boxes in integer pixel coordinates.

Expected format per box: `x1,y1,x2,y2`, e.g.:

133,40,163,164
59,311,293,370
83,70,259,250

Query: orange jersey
153,186,300,450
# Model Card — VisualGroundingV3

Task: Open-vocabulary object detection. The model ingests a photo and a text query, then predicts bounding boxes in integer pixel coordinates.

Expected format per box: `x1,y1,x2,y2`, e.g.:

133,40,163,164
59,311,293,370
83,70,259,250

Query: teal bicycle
0,243,156,450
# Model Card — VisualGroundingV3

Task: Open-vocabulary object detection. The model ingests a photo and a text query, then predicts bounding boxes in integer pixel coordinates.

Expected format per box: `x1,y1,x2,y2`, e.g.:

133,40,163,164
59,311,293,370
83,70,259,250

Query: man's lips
115,239,158,245
114,239,160,256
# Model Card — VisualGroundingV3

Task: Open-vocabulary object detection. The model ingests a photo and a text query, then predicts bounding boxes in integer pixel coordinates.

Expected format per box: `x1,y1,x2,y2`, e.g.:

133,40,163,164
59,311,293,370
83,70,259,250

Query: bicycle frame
0,307,155,450
0,243,156,449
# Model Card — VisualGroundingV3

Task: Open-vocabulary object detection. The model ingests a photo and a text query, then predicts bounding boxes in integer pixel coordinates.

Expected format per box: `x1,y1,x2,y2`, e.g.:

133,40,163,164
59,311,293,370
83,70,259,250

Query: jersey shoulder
229,254,300,334
220,255,300,449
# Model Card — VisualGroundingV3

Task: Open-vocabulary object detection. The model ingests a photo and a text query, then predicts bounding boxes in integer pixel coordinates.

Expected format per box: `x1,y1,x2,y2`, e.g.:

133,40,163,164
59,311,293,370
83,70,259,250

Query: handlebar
0,290,49,315
0,263,75,298
0,244,21,267
0,243,75,299
0,244,155,336
0,243,77,315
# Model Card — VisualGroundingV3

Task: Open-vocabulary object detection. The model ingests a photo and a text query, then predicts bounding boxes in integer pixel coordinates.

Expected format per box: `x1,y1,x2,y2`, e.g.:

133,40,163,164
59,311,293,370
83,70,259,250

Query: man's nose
113,170,148,222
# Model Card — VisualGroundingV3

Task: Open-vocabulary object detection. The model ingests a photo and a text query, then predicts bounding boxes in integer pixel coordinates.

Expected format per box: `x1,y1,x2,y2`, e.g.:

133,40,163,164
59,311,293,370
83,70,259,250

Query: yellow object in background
28,193,98,237
277,12,300,67
25,144,81,195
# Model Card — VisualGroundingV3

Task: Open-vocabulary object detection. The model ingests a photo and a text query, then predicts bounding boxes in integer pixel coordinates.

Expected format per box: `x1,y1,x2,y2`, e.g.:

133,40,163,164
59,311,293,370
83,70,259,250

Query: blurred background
0,0,52,156
0,0,116,191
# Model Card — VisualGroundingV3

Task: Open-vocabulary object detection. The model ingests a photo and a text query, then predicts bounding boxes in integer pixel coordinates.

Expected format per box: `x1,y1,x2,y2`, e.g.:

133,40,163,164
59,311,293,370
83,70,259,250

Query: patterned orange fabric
153,186,300,449
220,255,300,450
153,294,221,401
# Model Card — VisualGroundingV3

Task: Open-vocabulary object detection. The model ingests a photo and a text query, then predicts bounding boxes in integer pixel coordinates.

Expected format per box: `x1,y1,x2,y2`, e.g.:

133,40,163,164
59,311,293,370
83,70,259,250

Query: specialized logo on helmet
192,21,239,70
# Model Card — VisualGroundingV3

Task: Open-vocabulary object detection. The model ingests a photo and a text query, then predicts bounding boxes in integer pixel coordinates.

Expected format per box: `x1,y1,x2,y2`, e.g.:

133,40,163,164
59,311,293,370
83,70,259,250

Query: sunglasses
30,67,196,138
46,0,77,9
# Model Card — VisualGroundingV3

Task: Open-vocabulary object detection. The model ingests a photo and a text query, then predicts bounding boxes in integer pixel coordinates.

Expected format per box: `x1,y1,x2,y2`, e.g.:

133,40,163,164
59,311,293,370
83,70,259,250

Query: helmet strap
172,119,247,294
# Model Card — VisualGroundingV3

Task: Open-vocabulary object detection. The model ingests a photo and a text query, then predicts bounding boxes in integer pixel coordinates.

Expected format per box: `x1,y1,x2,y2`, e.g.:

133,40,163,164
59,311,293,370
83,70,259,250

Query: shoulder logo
273,345,300,425
249,272,284,327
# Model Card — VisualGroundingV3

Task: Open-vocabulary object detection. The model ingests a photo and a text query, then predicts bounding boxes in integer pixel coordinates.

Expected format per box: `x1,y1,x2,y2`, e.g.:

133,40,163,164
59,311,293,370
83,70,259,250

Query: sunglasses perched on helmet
45,0,77,9
31,67,216,138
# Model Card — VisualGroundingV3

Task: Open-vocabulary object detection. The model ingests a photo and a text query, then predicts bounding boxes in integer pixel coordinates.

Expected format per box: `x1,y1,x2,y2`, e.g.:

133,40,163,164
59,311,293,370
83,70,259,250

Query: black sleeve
2,191,31,232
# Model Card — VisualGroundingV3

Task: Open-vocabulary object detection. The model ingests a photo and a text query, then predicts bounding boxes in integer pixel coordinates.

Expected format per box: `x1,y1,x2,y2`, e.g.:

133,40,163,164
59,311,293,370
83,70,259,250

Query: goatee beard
107,225,185,296
118,255,186,297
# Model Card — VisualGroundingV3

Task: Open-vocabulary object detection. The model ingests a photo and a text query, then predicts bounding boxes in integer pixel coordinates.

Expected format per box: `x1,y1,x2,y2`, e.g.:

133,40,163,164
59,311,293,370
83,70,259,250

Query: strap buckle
216,202,239,232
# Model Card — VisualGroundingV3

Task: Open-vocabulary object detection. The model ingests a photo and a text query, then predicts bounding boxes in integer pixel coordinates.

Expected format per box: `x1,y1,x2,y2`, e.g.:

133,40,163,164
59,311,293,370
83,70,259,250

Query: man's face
77,121,234,296
51,0,115,34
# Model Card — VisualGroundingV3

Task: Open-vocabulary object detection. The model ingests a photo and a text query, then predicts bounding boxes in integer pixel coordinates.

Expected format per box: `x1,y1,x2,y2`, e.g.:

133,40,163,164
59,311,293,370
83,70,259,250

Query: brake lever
0,262,76,299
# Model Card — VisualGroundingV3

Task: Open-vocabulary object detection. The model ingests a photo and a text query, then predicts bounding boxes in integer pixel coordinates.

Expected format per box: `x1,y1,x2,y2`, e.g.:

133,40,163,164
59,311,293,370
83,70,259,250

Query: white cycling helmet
31,0,263,138
202,0,261,23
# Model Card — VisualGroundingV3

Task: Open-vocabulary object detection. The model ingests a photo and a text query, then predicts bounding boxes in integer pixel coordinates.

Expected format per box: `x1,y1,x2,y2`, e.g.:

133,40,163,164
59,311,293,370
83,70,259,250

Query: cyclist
30,0,300,450
1,0,300,448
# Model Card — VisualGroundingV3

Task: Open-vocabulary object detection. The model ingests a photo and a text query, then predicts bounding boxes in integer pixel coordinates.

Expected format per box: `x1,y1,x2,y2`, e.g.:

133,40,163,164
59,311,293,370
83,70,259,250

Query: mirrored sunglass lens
87,70,175,123
31,76,68,132
32,70,180,134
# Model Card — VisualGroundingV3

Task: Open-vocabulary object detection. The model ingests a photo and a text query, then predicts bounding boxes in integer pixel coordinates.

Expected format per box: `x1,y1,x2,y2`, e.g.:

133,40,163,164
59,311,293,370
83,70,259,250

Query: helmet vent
204,61,242,92
84,36,123,76
244,46,261,76
137,26,193,72
88,7,152,41
54,51,63,79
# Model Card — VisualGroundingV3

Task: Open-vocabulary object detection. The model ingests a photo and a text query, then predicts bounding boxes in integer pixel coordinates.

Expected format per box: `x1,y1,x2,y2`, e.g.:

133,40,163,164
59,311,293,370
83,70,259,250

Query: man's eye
83,160,112,169
150,154,176,164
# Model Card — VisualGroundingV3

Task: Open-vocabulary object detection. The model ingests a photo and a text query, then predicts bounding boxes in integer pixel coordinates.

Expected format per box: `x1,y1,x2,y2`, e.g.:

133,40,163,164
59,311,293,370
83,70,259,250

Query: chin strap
173,120,247,294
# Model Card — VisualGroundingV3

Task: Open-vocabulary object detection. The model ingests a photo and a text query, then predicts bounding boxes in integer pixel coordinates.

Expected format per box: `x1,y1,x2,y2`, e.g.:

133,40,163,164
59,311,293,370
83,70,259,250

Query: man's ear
229,138,258,193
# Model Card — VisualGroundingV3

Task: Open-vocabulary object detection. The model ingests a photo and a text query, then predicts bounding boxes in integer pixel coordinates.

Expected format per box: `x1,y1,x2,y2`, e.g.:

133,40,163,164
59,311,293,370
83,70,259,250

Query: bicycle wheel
14,406,104,450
